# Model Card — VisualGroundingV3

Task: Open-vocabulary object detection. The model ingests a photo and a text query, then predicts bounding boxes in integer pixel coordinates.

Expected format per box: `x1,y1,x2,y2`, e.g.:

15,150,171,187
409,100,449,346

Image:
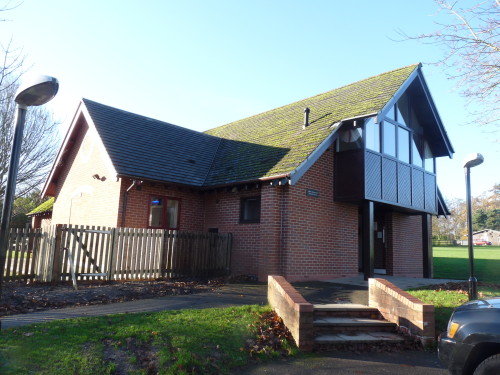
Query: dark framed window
148,195,180,229
240,196,261,223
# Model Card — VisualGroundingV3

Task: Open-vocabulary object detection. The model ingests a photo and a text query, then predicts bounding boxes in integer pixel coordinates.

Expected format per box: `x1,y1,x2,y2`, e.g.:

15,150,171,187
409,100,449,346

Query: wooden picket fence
2,225,232,283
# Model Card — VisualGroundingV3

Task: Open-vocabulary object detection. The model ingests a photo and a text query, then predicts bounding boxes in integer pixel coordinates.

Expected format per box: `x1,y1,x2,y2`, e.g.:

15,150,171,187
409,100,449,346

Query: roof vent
303,107,310,129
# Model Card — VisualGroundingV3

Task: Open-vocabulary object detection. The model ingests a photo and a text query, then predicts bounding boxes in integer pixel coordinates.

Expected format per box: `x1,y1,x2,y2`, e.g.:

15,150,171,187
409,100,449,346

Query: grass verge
0,305,296,375
409,284,500,333
434,246,500,282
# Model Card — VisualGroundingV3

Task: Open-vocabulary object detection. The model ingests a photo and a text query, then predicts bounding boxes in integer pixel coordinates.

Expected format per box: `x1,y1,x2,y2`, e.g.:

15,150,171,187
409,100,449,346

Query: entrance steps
313,304,404,350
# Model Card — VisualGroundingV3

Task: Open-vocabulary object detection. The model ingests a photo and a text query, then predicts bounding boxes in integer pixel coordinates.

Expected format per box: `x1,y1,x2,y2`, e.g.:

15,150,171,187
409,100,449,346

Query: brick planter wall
368,278,435,346
267,275,314,351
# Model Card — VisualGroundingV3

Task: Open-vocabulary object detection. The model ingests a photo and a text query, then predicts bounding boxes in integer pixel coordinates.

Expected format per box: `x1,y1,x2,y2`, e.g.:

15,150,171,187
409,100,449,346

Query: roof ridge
205,63,420,134
82,98,218,139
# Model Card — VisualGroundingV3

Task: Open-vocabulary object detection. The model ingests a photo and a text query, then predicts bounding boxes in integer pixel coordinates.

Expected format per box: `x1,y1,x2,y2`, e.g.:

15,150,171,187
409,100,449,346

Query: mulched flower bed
0,278,225,316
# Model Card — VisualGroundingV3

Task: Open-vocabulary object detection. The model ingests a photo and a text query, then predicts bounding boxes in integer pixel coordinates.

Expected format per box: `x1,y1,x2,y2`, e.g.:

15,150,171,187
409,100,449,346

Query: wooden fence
2,225,232,283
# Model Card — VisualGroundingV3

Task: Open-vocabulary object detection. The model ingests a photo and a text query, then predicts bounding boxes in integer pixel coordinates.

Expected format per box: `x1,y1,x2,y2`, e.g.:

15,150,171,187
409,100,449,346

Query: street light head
463,153,484,169
15,75,59,107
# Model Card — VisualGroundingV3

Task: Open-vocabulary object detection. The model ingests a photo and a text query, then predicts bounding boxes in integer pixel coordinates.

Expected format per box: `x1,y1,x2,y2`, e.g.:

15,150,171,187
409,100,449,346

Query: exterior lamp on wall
0,75,59,328
463,152,484,301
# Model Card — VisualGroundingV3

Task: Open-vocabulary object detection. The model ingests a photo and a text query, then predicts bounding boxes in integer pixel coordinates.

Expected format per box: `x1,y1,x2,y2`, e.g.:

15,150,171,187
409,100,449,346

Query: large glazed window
397,127,410,163
424,141,435,173
337,123,363,151
383,121,396,157
148,196,180,229
365,118,380,152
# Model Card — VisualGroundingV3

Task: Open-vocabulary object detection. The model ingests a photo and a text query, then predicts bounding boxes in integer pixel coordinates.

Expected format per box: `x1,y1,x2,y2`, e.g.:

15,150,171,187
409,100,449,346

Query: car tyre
473,354,500,375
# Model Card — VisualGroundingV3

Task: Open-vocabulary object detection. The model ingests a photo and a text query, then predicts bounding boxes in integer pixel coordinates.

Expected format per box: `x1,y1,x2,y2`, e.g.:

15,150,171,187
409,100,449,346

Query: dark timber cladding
334,149,438,214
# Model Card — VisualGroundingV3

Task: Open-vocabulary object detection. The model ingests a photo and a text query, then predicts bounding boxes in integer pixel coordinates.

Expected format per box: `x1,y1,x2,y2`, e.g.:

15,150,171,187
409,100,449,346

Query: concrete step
313,317,397,333
313,304,382,319
314,331,405,345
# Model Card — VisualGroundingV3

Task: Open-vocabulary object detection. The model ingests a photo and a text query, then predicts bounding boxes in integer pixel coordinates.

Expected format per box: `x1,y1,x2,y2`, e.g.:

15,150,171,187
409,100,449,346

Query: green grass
409,286,500,333
434,246,500,282
0,305,291,375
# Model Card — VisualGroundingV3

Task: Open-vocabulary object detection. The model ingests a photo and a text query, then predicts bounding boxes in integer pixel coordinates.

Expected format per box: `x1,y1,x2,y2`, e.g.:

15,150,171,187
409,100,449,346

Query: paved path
1,275,461,330
1,283,268,330
233,350,447,374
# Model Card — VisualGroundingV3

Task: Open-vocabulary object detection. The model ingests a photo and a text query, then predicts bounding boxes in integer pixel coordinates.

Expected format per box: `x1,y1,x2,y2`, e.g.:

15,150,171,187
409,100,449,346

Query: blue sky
1,0,498,199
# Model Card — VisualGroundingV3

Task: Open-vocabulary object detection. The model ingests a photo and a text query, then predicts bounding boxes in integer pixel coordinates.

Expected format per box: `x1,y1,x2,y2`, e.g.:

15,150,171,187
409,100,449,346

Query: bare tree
0,43,59,203
401,0,499,127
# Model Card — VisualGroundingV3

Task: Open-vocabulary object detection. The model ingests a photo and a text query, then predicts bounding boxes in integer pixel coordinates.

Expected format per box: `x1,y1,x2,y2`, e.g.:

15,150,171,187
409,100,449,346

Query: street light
0,75,59,328
463,152,484,301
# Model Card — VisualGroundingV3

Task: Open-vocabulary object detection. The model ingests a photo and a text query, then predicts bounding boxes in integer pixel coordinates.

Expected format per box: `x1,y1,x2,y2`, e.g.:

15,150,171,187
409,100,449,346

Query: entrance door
374,212,386,273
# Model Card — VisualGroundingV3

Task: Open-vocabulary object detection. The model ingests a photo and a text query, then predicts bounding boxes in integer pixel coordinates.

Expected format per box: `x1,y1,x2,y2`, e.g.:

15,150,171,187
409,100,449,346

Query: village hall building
40,64,453,281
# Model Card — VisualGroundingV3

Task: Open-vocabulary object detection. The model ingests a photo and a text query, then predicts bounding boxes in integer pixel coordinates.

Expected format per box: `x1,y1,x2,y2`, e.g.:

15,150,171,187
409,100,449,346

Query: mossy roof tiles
27,197,54,215
80,64,418,187
203,64,418,185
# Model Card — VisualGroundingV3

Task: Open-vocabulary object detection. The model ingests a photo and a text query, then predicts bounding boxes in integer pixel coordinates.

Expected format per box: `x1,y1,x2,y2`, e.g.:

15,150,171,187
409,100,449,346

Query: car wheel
473,354,500,375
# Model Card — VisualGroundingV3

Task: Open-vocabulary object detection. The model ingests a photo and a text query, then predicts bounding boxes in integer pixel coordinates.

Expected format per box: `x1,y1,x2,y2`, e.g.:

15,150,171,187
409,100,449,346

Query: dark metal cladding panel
425,173,437,212
412,169,425,209
397,163,412,206
365,152,382,200
334,150,364,201
382,157,397,203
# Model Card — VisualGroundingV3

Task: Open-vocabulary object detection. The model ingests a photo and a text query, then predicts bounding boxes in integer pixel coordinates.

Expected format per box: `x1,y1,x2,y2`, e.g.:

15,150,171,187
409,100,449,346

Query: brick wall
268,275,314,351
369,278,435,346
119,179,204,231
51,123,121,227
203,188,262,276
281,149,359,281
389,213,423,277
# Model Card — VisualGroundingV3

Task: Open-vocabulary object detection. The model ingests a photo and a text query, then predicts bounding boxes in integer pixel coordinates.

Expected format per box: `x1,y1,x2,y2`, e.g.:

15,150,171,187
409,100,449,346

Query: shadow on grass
434,258,500,283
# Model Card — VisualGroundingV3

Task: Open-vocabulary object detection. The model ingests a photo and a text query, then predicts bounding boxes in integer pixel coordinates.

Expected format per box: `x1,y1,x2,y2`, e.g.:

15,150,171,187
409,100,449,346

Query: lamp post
0,75,59,328
463,152,484,301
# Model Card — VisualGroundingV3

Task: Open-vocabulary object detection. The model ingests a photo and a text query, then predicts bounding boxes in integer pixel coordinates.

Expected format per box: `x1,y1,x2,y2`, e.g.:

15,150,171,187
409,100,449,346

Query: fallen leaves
245,311,296,357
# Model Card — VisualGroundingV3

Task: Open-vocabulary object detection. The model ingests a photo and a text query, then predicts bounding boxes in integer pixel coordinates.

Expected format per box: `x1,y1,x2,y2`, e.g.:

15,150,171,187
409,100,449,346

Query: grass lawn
0,305,294,375
433,245,500,283
409,285,500,334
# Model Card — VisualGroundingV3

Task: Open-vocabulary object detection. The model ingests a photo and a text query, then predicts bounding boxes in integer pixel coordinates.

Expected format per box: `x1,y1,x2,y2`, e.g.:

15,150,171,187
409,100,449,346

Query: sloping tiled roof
27,197,54,216
204,64,419,185
83,99,221,186
77,64,418,187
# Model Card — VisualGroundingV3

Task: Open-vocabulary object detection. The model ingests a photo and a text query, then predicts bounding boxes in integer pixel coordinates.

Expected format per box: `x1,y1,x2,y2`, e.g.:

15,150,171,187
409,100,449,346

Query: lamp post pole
463,153,484,301
465,166,477,300
0,76,58,329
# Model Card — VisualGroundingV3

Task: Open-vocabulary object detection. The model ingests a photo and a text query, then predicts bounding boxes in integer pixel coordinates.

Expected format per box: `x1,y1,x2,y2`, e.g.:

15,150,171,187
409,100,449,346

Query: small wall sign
306,189,319,197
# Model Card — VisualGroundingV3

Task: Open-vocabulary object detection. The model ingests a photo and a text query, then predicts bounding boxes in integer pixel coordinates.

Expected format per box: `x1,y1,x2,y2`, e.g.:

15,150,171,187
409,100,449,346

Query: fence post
107,227,117,281
50,224,63,284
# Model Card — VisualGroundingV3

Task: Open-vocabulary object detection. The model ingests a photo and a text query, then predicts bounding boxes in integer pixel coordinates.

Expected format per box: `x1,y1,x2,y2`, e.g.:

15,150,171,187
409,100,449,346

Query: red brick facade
50,125,425,281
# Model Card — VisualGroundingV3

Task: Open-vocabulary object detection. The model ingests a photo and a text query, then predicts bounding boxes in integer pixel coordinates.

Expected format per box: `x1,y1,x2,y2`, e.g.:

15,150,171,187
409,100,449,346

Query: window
337,123,363,152
148,196,180,229
240,196,261,223
382,121,396,157
365,118,380,152
397,127,410,163
424,141,435,173
412,134,423,168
